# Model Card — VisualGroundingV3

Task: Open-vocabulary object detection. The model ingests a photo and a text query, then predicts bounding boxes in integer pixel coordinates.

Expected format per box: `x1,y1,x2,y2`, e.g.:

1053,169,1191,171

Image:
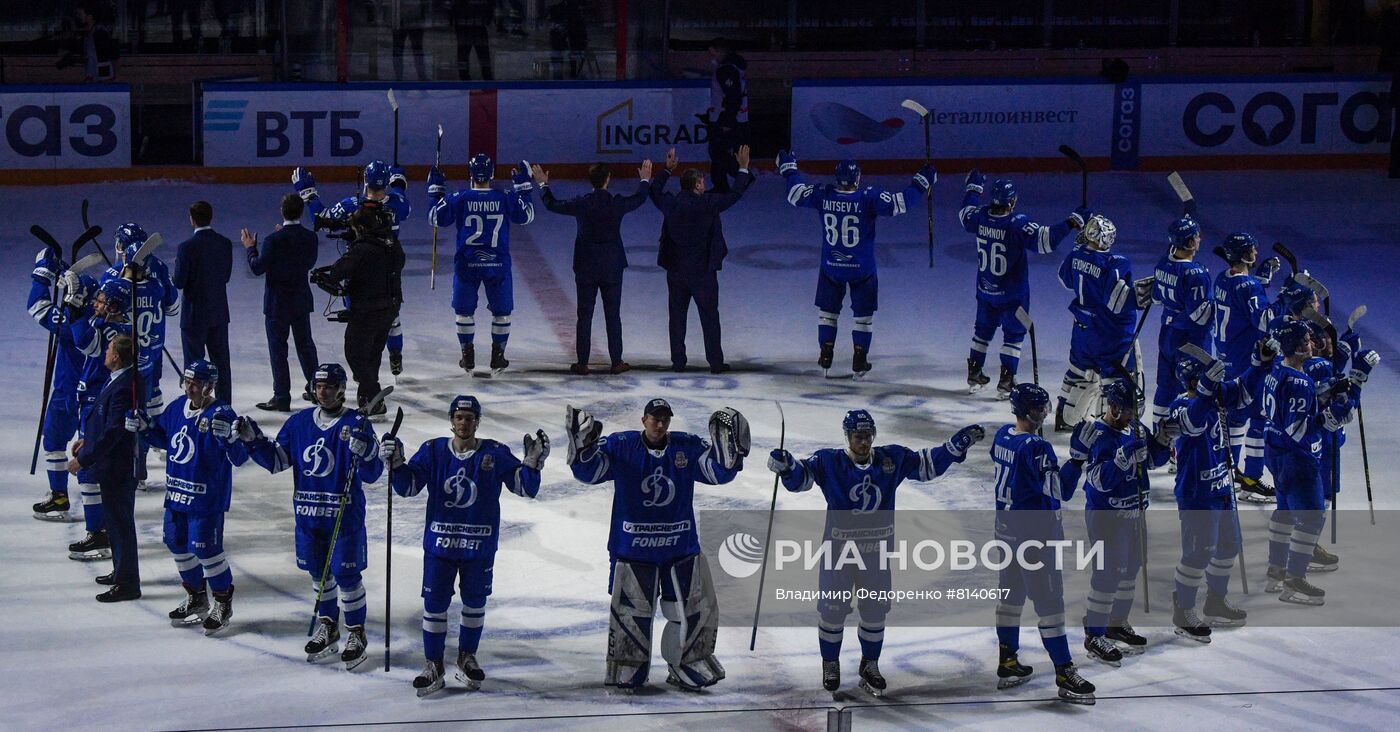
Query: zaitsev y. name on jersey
784,177,922,281
248,407,384,527
572,431,740,564
390,437,539,558
145,396,250,512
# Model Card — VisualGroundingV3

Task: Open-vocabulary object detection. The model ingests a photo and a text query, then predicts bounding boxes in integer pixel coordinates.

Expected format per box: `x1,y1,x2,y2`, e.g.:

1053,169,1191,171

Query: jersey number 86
823,213,860,248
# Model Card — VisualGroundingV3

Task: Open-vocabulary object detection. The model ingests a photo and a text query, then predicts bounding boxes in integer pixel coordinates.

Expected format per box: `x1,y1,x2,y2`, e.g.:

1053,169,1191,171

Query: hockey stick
749,400,785,651
1179,343,1251,594
309,386,393,636
29,225,66,475
901,99,934,268
1058,144,1088,208
430,124,443,290
1344,305,1375,525
126,233,163,476
1294,271,1330,313
1167,172,1196,216
1271,242,1298,276
1300,305,1340,544
383,406,404,672
1013,306,1039,387
387,89,399,167
1113,365,1150,613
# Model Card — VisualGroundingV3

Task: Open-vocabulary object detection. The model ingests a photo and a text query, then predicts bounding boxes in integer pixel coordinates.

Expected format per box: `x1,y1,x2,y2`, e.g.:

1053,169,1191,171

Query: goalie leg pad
660,554,725,689
606,559,659,688
708,408,751,470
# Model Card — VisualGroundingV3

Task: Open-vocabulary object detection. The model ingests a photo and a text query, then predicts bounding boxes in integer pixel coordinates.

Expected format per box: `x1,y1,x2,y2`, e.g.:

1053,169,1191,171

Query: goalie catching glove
565,405,603,465
708,408,750,470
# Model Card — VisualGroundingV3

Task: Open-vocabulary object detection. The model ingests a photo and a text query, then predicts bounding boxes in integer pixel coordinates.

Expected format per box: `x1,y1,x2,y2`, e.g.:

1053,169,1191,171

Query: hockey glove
209,411,240,442
1349,349,1381,386
347,428,376,461
378,436,405,469
965,169,985,194
1257,336,1281,364
1340,328,1362,357
522,430,550,471
1257,256,1281,284
1156,413,1182,443
292,167,318,202
232,416,262,443
944,424,986,459
426,165,447,201
1116,437,1150,471
565,405,603,464
123,409,150,434
776,149,798,176
388,165,408,192
1069,206,1093,229
767,448,795,477
62,271,85,307
1133,276,1156,309
32,248,59,286
511,160,533,193
912,164,937,194
709,407,752,470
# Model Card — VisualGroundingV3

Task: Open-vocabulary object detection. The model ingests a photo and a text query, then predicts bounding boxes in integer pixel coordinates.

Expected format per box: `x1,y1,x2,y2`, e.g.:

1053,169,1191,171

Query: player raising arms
28,246,86,522
774,151,934,377
959,173,1090,397
1150,217,1213,426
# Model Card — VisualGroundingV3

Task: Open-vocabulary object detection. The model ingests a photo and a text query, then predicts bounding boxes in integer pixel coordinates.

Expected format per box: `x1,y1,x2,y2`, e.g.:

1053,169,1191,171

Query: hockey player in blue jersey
64,277,133,560
1150,217,1213,424
1066,380,1169,667
766,409,983,695
959,172,1090,397
377,395,550,696
1163,348,1271,640
241,363,384,667
1212,232,1280,501
102,224,179,417
774,151,934,375
1262,321,1376,605
990,383,1095,704
124,360,247,635
567,397,749,691
427,153,536,374
294,160,413,376
1055,214,1140,432
29,246,86,522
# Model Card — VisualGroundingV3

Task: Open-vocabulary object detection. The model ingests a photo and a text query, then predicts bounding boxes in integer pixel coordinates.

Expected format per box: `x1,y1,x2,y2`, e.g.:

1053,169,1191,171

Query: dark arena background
3,2,1399,730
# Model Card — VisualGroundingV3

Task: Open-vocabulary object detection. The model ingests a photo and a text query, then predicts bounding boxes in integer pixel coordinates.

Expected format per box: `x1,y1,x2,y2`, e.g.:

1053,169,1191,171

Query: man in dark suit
241,193,320,411
534,160,651,375
648,144,753,374
68,334,140,602
174,200,234,404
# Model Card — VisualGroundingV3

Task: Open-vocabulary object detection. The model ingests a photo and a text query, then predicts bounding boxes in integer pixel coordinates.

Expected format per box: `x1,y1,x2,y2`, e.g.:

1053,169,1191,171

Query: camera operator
309,204,403,416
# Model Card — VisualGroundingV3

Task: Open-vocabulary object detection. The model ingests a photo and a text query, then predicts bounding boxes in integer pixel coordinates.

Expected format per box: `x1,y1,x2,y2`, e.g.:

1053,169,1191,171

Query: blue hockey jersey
70,309,131,405
1058,246,1136,351
781,444,959,510
391,437,539,560
1072,419,1168,511
958,193,1073,303
1213,271,1270,377
571,430,740,564
991,425,1067,512
782,174,922,282
1167,364,1264,505
429,187,535,279
144,395,248,514
1153,254,1213,336
249,406,384,531
101,257,178,376
1263,364,1352,463
28,278,83,398
309,190,412,235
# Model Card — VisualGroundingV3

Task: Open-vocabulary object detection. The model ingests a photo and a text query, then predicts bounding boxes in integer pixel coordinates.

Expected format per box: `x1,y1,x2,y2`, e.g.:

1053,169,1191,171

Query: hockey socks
491,315,511,347
460,603,485,654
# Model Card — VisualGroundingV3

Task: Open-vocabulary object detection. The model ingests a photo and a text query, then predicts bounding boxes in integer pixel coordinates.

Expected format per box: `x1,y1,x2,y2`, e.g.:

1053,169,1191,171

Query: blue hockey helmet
449,394,482,419
834,159,861,188
1102,379,1135,410
363,160,391,190
1009,383,1050,419
1174,355,1205,388
989,179,1017,208
842,409,876,437
1277,276,1314,316
313,363,348,387
182,359,219,385
1167,216,1200,249
1220,232,1258,264
1272,320,1312,357
114,222,147,260
468,153,494,184
97,277,131,312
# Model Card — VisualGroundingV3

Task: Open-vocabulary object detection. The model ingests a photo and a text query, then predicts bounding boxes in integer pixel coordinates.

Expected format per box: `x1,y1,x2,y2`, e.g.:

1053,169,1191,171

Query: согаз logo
717,532,765,579
810,102,905,145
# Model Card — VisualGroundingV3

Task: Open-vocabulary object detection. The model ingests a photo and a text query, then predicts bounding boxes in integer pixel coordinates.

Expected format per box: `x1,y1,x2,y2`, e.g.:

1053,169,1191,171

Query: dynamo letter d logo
718,532,764,579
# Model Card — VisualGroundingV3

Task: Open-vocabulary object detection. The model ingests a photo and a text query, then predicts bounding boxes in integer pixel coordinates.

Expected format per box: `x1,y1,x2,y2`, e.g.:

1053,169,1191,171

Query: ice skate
1172,593,1213,643
1084,635,1123,667
852,346,872,380
341,625,368,670
169,585,209,626
967,358,991,392
857,657,886,697
414,660,446,697
1235,472,1275,503
996,644,1033,689
459,343,475,374
1280,576,1325,606
68,530,111,560
203,587,233,636
1203,593,1247,627
822,659,840,694
1054,663,1096,705
995,366,1015,399
1265,565,1286,593
490,344,509,375
304,617,340,662
455,650,485,690
1105,623,1146,655
818,342,835,375
1309,544,1339,573
388,350,403,376
32,491,75,521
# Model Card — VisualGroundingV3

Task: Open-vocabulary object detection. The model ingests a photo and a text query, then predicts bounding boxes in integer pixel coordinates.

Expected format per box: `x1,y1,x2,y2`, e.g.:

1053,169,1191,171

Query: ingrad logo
595,98,707,156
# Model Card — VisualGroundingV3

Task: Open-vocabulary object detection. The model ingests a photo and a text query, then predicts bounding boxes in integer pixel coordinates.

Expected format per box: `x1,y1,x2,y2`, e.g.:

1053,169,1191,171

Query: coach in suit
68,334,140,602
533,160,651,375
175,200,234,404
648,144,753,374
241,193,320,411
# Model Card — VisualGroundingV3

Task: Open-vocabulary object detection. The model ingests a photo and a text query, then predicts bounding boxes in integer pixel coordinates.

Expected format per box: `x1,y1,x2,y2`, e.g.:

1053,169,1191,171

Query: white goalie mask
1078,214,1117,251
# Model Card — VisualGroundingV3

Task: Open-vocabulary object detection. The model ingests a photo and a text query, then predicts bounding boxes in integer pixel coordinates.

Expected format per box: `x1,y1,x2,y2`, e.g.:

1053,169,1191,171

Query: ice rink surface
2,168,1398,730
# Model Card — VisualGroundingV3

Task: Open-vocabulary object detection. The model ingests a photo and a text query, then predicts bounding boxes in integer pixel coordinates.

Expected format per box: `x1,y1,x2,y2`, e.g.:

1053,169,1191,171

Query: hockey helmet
1077,214,1117,251
1174,355,1205,388
1277,276,1314,316
468,154,494,184
1272,320,1312,357
182,359,220,385
97,277,131,312
1167,216,1200,249
834,159,861,188
115,223,147,260
1102,379,1135,410
1009,383,1050,419
989,179,1017,208
449,394,482,419
363,160,391,190
1220,232,1258,264
842,409,876,437
313,363,348,387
